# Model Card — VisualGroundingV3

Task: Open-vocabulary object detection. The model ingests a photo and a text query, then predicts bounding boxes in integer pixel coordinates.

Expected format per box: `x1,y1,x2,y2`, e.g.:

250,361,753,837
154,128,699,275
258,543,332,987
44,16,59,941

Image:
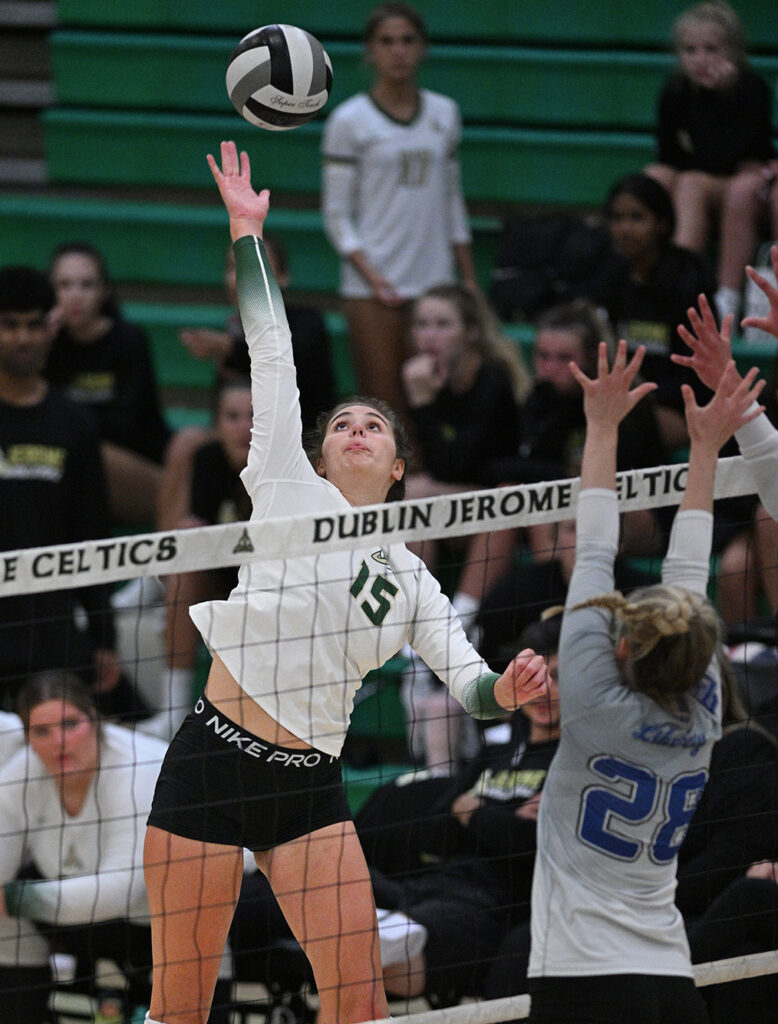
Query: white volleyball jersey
321,89,471,299
529,490,722,979
0,725,167,928
0,712,24,763
190,237,491,756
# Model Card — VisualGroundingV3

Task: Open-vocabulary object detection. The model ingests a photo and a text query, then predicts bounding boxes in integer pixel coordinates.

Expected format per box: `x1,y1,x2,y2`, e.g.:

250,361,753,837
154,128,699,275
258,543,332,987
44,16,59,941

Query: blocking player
527,339,763,1023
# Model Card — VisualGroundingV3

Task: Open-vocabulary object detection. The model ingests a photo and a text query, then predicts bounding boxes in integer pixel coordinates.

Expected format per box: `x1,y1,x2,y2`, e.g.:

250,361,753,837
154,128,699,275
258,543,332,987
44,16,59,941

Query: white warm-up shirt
321,90,471,299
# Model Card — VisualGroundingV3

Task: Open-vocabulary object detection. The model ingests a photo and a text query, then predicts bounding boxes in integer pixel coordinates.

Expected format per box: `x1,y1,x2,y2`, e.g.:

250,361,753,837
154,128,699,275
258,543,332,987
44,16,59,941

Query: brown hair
571,584,722,707
17,671,100,739
534,299,613,379
415,283,531,401
364,2,428,44
305,395,412,502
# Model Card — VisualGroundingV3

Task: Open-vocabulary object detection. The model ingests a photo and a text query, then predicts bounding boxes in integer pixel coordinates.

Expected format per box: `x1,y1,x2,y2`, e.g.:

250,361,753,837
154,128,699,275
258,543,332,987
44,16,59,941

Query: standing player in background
526,339,764,1024
321,2,478,425
143,142,550,1024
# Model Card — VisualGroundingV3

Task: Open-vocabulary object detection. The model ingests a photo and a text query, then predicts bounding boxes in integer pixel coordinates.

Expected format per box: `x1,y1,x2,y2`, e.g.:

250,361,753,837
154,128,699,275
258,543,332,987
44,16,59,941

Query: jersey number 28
578,755,707,863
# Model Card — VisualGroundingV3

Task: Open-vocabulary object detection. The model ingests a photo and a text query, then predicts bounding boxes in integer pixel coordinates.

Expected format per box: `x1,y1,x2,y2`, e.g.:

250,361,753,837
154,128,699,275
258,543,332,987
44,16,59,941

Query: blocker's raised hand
207,140,270,241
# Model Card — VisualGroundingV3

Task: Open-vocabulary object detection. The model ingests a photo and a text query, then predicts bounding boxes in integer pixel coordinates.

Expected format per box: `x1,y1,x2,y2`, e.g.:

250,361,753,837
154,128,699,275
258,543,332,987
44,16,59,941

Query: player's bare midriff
205,653,312,749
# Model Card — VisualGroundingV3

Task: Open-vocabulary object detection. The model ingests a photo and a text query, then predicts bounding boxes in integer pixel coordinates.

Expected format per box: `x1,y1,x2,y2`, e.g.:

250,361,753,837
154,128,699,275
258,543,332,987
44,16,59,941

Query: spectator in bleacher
158,235,335,533
401,282,527,581
142,378,253,741
321,2,478,427
645,2,773,284
0,671,174,1024
0,264,138,718
46,241,171,527
594,172,717,450
361,615,561,1007
596,177,763,603
688,860,778,1023
179,236,335,434
402,283,527,497
440,301,667,654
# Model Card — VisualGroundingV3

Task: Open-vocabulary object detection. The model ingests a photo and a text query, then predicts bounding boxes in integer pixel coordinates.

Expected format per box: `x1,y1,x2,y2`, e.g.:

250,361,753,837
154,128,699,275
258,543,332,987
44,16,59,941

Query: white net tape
0,455,759,597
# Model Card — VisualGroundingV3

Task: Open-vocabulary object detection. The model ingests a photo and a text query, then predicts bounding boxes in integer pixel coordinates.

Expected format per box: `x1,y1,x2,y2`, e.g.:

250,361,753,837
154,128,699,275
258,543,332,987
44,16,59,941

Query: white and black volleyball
226,24,332,131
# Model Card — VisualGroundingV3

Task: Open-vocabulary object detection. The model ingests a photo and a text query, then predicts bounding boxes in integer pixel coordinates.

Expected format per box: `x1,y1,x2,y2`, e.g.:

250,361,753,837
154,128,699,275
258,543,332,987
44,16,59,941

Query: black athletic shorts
527,974,709,1024
147,696,352,850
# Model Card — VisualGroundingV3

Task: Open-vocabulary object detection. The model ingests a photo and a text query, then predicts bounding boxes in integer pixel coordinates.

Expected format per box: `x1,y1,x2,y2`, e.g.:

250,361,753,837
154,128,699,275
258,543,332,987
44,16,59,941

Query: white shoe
376,909,428,966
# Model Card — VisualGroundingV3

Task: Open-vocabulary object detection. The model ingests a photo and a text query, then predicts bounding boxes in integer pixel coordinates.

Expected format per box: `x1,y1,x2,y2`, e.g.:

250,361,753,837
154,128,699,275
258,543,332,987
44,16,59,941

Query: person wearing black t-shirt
179,236,335,435
593,173,717,451
46,242,171,526
645,2,773,262
0,265,130,714
365,616,561,1005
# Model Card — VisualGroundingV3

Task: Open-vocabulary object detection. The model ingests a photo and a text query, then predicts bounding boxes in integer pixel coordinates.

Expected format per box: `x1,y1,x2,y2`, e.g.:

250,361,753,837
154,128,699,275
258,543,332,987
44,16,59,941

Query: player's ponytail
570,584,722,707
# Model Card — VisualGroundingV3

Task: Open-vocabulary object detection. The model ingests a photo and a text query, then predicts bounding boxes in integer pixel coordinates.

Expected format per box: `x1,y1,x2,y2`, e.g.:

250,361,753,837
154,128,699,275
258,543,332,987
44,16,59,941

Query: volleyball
226,24,332,131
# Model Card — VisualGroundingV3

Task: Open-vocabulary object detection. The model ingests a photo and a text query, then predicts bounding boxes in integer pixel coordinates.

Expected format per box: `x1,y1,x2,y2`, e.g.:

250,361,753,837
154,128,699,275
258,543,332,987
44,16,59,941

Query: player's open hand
682,361,764,454
673,293,735,392
742,245,778,341
494,648,549,711
207,140,270,241
571,339,656,430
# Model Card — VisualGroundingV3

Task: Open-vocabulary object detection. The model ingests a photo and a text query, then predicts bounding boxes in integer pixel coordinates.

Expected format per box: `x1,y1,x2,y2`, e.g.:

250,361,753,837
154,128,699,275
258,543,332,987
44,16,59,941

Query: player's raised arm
572,339,656,493
679,362,765,516
207,140,270,242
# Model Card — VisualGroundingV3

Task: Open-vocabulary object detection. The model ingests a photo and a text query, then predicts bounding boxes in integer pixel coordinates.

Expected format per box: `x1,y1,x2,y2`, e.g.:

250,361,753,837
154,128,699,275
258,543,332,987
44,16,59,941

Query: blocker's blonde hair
571,584,722,707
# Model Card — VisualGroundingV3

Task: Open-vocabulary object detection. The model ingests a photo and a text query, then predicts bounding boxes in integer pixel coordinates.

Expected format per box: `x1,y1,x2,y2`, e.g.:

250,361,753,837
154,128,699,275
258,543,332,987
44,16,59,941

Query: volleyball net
1,455,777,1022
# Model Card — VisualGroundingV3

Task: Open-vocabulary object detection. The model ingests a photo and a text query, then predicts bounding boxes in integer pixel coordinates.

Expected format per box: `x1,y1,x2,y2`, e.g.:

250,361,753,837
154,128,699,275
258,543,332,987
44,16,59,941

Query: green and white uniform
190,237,499,757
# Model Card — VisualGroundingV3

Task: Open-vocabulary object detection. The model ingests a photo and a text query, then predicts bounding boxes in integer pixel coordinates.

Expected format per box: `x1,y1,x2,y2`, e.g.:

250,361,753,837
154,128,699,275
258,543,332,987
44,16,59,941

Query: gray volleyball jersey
736,410,778,522
190,237,493,756
529,489,721,978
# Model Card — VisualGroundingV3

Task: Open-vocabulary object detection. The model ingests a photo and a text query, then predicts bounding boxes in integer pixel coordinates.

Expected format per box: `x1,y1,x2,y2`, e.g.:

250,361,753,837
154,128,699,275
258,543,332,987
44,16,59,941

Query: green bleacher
51,0,778,48
5,3,774,407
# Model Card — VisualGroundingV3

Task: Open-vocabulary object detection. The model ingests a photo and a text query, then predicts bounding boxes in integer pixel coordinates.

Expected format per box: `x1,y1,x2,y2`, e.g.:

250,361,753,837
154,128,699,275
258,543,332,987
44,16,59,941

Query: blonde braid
566,585,722,702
